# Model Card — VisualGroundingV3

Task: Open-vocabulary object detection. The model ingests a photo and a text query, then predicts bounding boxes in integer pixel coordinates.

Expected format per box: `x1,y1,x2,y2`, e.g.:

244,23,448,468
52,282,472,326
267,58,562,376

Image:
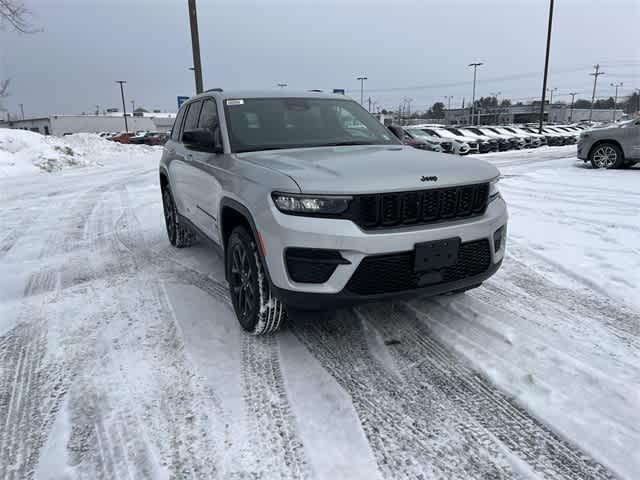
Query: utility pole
468,62,483,125
357,76,368,106
589,64,605,122
19,103,24,120
568,92,577,123
188,0,204,94
610,82,623,121
368,97,372,113
115,80,129,133
538,0,554,133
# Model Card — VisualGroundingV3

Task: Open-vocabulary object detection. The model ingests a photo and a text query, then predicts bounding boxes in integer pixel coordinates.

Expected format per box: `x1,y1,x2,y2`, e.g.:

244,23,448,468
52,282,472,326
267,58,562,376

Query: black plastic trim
273,260,502,310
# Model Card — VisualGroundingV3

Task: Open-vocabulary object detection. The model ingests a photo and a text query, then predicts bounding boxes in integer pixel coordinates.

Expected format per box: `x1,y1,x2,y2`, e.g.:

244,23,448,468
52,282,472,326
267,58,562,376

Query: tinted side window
198,99,219,131
182,101,203,134
171,106,187,141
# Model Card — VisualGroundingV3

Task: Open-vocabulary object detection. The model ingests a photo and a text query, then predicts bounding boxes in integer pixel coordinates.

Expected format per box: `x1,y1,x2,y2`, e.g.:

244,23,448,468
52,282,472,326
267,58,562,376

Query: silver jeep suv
577,118,640,169
160,90,508,334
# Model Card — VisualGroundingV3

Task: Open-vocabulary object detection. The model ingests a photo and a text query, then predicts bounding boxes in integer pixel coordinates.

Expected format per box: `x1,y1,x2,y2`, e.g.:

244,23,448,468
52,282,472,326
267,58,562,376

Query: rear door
187,98,224,242
170,100,202,221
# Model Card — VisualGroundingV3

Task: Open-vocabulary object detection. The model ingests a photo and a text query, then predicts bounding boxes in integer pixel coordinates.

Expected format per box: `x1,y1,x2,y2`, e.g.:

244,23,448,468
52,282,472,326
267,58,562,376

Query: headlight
489,178,500,201
272,192,352,215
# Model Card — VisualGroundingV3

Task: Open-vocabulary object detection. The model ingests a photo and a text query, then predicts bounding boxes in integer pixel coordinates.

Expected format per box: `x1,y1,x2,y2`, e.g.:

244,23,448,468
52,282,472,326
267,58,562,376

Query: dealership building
0,112,177,136
444,104,625,125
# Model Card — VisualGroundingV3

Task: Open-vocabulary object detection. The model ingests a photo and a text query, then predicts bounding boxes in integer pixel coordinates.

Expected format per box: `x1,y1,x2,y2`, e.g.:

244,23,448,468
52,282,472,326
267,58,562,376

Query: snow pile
0,129,160,177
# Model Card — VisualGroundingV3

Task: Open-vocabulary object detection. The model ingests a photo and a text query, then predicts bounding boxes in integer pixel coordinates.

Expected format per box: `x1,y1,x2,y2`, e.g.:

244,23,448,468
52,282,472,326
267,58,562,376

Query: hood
236,145,499,194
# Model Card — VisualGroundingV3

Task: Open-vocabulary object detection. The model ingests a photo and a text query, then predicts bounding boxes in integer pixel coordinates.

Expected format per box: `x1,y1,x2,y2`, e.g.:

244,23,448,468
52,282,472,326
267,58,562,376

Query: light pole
444,96,453,123
19,103,24,120
538,0,554,133
115,80,129,133
610,82,623,121
277,83,287,89
357,76,368,106
568,92,577,123
589,64,605,122
404,97,413,121
468,62,483,125
490,91,501,123
187,0,204,94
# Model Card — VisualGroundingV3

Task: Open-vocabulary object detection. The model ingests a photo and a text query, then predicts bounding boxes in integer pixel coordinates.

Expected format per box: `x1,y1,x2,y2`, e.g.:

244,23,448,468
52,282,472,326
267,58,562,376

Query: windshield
223,97,398,153
406,128,432,140
445,128,465,136
433,128,456,138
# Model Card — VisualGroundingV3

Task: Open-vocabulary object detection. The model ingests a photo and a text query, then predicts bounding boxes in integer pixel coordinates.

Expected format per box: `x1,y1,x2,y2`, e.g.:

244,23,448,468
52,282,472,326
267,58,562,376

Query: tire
590,142,625,169
226,226,286,335
161,185,195,248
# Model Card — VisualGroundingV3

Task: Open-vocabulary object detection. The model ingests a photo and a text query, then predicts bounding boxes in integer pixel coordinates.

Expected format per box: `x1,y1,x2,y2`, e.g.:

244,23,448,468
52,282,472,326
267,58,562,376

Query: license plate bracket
414,237,460,272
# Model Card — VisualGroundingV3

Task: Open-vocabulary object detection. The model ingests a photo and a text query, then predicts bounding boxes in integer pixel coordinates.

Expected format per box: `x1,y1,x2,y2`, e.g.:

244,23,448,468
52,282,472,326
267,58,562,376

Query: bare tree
0,0,36,33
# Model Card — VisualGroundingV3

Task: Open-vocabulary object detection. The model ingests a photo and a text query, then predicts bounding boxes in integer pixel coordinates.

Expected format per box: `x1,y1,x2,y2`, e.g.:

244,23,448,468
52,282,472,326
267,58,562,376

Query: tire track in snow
116,187,323,477
359,302,618,480
0,320,70,480
241,335,312,478
483,251,640,349
0,210,41,259
290,310,518,479
115,192,310,478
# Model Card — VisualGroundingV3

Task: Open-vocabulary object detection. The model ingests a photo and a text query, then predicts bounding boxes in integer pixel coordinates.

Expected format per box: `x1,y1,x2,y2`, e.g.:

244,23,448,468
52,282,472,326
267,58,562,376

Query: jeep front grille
346,239,491,295
352,183,489,230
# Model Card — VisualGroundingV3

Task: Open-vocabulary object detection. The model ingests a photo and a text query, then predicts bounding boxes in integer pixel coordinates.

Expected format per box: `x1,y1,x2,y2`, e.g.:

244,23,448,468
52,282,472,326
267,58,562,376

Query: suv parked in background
160,91,508,334
416,126,478,155
578,118,640,169
387,125,443,152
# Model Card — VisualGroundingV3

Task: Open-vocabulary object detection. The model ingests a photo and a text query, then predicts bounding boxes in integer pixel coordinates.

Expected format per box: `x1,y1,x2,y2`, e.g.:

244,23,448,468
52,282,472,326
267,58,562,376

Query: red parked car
110,132,136,144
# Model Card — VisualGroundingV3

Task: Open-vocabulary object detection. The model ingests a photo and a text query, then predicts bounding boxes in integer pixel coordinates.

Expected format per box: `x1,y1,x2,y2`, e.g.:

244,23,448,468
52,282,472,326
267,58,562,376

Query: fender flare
218,197,273,284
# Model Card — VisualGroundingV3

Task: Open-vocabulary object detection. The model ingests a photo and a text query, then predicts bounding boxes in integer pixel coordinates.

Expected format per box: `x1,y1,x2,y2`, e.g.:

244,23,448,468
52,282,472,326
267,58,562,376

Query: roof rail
205,88,224,92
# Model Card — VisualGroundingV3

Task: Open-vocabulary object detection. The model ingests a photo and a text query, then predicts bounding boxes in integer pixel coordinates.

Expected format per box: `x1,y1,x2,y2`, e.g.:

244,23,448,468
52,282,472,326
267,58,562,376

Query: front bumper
257,195,508,297
577,139,590,160
273,259,502,310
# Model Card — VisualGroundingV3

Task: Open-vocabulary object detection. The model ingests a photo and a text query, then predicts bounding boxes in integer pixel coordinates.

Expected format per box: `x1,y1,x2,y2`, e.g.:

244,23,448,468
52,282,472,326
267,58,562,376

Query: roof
191,89,349,101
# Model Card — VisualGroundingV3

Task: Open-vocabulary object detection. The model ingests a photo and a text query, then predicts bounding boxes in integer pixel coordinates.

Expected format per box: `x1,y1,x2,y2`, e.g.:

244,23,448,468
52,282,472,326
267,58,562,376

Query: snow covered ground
0,132,637,480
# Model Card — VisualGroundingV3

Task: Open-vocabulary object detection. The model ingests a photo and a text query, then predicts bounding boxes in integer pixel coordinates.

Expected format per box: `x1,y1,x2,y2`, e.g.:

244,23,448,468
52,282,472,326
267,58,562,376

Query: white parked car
501,126,546,147
405,128,454,154
463,127,519,150
485,127,531,149
417,127,479,155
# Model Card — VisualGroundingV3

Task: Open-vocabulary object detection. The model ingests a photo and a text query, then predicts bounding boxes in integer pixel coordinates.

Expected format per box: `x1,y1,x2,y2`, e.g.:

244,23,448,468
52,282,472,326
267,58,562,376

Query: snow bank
0,129,160,177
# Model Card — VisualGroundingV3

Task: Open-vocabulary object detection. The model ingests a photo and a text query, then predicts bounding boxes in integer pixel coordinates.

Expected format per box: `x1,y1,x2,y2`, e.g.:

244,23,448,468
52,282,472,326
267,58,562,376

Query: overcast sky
1,0,638,116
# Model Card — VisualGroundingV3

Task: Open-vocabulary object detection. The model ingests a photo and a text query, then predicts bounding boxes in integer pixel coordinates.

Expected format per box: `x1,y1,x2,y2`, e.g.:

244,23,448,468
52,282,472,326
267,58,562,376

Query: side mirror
183,127,223,153
183,128,214,148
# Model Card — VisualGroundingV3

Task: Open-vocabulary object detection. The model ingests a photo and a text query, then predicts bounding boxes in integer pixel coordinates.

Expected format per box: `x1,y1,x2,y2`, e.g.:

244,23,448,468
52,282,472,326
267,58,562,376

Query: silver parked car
578,118,640,169
160,90,508,334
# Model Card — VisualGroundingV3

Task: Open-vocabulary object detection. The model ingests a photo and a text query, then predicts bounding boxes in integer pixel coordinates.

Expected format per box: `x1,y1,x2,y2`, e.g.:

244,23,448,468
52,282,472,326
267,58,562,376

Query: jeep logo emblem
420,175,438,182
